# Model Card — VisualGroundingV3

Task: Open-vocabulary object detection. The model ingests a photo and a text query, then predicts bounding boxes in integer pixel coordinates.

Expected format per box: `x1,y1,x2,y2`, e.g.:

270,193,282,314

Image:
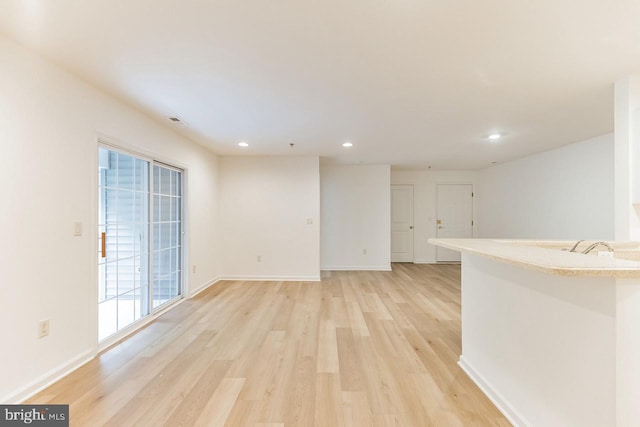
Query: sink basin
523,241,640,260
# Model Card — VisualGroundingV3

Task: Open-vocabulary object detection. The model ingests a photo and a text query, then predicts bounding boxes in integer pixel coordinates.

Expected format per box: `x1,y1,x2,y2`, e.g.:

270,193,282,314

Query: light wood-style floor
29,264,509,426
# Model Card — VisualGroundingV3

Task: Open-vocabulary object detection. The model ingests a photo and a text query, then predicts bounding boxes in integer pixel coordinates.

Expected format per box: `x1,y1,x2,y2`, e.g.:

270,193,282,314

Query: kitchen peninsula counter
429,238,640,277
429,238,640,427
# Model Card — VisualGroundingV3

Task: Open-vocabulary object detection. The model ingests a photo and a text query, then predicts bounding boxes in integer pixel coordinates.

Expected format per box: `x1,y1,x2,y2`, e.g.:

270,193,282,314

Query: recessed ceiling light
342,142,353,148
238,141,249,147
488,133,501,141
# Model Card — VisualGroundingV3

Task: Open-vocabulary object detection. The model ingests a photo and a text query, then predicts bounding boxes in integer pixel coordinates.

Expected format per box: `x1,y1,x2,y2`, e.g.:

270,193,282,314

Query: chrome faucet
581,241,614,254
563,240,585,252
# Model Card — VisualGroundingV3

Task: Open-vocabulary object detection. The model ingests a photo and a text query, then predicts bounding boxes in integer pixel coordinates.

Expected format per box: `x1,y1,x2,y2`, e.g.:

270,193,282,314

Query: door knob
438,226,444,229
409,226,413,229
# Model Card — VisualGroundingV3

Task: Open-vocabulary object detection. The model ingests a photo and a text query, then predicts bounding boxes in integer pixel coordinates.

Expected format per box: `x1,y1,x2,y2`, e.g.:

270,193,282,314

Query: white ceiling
1,0,639,169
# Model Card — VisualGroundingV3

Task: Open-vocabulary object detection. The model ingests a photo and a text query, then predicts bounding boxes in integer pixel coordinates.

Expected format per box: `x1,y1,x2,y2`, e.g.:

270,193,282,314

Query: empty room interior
2,1,640,426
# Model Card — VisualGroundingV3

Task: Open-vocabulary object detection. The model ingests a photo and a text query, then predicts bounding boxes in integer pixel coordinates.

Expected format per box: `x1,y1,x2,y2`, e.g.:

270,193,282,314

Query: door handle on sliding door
101,232,106,258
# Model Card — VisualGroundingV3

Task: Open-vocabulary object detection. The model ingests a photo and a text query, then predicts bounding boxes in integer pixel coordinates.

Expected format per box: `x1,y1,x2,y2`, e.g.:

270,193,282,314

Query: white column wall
219,156,321,280
321,165,391,270
614,76,640,240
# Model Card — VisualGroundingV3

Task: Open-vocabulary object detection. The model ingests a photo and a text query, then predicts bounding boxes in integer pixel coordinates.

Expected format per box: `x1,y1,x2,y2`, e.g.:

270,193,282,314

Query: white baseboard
4,349,95,404
217,275,321,282
458,355,529,427
320,265,392,271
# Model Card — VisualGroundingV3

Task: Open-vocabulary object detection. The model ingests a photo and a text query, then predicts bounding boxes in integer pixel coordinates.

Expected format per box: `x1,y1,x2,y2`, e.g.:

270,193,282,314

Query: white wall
218,156,320,280
320,164,391,270
186,152,222,293
477,134,615,240
0,34,220,402
391,170,478,263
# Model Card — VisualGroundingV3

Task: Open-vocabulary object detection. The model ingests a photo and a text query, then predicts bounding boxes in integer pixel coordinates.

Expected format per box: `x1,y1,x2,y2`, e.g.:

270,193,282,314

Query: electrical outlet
192,265,197,274
306,218,313,225
363,248,367,255
73,222,82,236
257,255,262,262
38,319,50,338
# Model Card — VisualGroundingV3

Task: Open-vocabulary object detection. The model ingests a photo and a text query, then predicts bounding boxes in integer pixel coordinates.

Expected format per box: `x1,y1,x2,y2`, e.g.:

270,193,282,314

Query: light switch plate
39,319,49,338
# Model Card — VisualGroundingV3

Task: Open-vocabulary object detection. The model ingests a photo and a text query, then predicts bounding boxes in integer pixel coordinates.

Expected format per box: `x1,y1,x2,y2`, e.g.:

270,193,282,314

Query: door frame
94,135,189,352
435,182,475,262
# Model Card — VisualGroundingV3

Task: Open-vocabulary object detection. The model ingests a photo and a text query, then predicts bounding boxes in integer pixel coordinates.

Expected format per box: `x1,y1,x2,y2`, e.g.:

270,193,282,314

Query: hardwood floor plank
194,377,245,427
254,335,299,424
345,300,370,337
314,373,344,427
162,359,234,427
236,331,286,401
354,334,398,417
331,296,350,328
223,398,260,427
317,319,339,374
365,293,394,320
335,327,365,392
26,265,509,426
341,391,373,426
283,354,316,426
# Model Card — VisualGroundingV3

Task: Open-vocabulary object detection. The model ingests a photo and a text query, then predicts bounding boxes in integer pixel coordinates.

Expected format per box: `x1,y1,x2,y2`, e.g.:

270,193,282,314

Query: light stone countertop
428,238,640,278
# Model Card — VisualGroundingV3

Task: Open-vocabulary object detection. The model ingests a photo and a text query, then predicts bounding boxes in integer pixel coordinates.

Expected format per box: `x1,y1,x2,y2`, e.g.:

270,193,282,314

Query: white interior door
391,185,414,262
436,184,473,262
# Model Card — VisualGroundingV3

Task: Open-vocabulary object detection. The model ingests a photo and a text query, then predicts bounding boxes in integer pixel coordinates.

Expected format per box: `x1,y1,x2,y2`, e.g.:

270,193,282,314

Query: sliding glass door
98,146,183,342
